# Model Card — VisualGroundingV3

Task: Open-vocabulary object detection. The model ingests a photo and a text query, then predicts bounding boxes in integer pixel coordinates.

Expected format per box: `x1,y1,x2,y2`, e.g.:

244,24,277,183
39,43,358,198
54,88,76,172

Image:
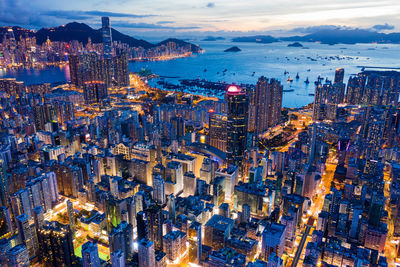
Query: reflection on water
1,40,400,108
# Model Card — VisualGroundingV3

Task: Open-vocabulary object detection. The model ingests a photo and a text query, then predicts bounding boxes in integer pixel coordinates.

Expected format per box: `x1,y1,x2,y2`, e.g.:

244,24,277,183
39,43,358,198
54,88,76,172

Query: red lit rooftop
226,85,244,95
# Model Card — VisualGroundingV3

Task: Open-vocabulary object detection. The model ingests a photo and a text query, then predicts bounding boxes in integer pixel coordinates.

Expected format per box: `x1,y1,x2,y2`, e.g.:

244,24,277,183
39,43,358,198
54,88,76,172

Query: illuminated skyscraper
138,238,155,267
33,103,56,131
16,214,38,259
37,222,76,266
226,85,249,170
145,204,164,251
111,249,125,267
334,68,345,84
0,160,9,206
188,221,202,264
83,81,108,105
109,222,133,260
153,174,165,204
66,200,75,233
113,50,129,87
209,112,228,152
82,241,100,267
251,77,283,133
102,17,113,59
0,206,13,236
6,244,29,266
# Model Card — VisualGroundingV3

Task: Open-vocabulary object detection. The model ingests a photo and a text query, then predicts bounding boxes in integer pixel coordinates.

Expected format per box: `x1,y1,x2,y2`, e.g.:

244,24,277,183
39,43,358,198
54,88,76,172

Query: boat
283,89,295,92
204,68,207,72
287,77,293,82
305,77,310,84
296,73,300,79
308,93,315,96
307,69,311,72
284,70,289,75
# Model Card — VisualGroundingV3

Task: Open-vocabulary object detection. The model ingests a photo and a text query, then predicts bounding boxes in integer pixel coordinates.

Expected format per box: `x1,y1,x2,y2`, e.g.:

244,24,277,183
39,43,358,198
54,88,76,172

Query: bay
1,40,400,108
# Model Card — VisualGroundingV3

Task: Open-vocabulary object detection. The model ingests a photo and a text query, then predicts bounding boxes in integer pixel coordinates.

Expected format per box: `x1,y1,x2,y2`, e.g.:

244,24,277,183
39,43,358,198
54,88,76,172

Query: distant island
232,35,278,44
202,36,225,41
232,28,400,45
224,46,241,52
288,42,303,47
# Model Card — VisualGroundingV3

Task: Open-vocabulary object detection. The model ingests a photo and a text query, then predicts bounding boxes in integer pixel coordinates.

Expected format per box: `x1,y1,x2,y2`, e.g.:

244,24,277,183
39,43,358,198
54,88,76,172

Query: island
232,35,278,44
202,36,225,41
288,42,303,47
224,46,241,52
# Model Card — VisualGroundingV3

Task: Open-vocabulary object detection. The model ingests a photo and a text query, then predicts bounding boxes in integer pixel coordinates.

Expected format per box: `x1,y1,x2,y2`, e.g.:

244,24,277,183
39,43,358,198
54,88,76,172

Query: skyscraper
138,238,155,267
6,244,29,266
111,249,125,267
16,213,38,259
109,222,133,260
153,174,165,204
66,200,76,234
312,81,331,121
251,77,283,133
83,81,108,105
188,221,202,264
334,68,345,84
145,204,164,251
102,17,113,59
82,241,100,267
113,50,129,87
209,111,228,152
37,222,76,266
226,85,249,170
0,160,9,206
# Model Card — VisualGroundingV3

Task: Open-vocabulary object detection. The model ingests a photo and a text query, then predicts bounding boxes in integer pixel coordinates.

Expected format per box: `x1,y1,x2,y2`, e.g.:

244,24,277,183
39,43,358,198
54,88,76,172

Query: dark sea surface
1,40,400,108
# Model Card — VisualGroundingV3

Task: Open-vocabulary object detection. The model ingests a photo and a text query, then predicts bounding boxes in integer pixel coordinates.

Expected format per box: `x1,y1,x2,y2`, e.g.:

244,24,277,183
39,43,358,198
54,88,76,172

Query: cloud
371,23,395,31
41,10,156,20
292,25,349,34
157,21,175,25
206,2,215,8
111,21,200,30
0,0,56,27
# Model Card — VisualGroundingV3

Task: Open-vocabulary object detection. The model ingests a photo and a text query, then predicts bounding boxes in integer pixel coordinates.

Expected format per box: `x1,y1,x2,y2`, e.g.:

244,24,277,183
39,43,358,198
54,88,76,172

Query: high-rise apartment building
226,85,249,170
250,77,283,133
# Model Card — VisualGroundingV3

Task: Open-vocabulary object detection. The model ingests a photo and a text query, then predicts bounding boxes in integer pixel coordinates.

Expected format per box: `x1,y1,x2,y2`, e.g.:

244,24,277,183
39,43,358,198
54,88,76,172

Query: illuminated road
383,167,397,266
292,225,311,267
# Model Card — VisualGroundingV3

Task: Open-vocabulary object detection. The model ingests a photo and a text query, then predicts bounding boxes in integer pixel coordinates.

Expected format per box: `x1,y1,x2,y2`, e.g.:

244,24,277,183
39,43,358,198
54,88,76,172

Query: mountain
35,22,154,48
282,29,400,44
233,29,400,45
1,22,201,51
232,35,278,44
0,26,35,40
157,38,202,53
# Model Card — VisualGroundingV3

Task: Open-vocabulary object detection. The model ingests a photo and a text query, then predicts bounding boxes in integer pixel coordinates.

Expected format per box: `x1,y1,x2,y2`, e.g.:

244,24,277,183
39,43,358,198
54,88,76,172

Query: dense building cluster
0,19,197,69
1,17,400,267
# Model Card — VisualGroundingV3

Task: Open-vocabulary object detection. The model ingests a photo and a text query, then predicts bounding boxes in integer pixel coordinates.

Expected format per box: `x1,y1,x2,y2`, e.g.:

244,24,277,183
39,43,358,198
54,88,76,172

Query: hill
35,22,154,48
233,29,400,45
157,38,202,53
1,22,201,51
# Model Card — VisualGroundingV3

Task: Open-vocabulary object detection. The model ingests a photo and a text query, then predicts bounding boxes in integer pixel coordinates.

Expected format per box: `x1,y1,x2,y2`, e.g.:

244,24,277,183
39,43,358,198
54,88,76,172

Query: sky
0,0,399,38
